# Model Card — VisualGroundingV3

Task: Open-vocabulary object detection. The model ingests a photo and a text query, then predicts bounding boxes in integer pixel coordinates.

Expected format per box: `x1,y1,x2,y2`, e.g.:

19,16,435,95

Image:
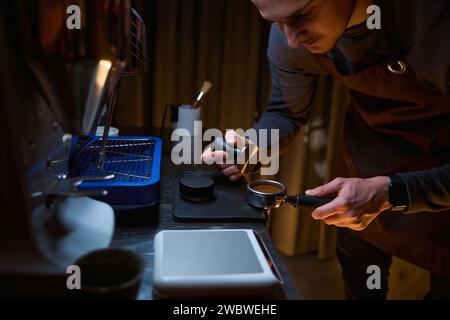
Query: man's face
252,0,355,53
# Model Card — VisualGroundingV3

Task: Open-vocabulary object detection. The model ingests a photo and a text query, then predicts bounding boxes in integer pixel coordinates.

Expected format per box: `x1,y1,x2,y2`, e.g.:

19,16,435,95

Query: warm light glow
95,59,112,87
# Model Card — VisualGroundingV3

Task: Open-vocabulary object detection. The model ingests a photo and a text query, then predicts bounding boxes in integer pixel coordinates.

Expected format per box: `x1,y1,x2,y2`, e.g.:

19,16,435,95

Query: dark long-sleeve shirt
255,0,450,214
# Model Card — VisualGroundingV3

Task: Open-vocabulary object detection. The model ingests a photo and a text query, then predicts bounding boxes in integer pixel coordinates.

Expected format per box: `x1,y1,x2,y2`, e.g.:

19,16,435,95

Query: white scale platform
153,229,280,298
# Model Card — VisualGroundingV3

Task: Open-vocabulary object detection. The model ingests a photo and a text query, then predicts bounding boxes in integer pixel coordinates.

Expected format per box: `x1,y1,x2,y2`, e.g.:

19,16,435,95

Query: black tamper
179,175,215,203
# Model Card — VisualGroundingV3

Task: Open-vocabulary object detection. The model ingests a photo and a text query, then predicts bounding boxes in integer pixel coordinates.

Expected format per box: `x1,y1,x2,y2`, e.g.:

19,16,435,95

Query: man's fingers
201,147,214,162
202,149,227,165
222,165,240,177
202,140,242,182
323,214,342,226
311,208,338,221
306,177,344,197
201,147,213,158
334,223,349,228
217,163,231,169
225,130,248,147
230,173,242,182
311,197,348,220
323,213,354,226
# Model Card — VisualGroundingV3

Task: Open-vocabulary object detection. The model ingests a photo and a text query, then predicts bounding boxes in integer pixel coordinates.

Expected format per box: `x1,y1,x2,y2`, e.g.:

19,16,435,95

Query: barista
203,0,450,299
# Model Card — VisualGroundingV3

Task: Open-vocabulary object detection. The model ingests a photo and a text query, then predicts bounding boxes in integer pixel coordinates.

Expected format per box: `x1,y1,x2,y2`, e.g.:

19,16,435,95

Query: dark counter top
111,130,300,300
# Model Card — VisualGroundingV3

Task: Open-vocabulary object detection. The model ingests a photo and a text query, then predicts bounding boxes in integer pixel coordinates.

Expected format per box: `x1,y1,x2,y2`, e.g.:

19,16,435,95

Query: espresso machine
0,0,157,297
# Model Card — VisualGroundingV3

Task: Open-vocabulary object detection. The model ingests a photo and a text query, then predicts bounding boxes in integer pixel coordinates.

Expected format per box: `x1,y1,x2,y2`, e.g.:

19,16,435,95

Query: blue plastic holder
70,136,162,210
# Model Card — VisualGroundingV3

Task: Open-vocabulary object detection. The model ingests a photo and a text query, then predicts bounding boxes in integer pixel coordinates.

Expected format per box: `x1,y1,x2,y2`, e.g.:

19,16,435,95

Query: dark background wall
115,0,272,132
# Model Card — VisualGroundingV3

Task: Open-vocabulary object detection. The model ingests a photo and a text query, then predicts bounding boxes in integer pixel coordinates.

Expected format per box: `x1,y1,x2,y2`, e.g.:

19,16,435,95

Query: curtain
115,0,272,132
114,0,350,258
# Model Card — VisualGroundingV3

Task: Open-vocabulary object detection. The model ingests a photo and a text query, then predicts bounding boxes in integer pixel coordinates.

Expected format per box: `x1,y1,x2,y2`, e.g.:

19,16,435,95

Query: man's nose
278,22,302,49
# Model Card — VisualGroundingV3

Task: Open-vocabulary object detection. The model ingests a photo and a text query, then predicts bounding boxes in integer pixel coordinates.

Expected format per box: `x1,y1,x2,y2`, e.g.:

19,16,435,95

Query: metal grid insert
125,8,147,75
74,139,154,183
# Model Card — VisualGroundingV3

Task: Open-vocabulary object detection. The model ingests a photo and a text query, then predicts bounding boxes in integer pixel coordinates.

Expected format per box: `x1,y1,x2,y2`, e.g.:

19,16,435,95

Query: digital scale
153,229,281,298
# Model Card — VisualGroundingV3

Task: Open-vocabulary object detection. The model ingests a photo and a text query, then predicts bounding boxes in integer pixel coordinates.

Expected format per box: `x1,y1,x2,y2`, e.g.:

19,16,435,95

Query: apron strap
378,0,413,59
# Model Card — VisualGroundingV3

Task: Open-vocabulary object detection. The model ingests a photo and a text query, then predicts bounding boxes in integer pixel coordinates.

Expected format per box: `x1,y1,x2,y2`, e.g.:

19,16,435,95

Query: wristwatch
388,174,409,212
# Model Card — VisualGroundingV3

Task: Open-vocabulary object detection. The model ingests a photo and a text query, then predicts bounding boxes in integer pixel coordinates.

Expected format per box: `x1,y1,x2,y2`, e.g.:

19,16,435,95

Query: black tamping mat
172,173,266,222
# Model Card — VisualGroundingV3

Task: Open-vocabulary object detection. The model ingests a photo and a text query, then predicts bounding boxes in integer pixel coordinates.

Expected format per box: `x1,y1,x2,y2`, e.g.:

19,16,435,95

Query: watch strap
388,174,409,212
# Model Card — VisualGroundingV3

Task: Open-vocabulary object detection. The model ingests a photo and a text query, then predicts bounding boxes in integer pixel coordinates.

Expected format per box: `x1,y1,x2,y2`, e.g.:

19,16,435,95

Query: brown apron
314,2,450,278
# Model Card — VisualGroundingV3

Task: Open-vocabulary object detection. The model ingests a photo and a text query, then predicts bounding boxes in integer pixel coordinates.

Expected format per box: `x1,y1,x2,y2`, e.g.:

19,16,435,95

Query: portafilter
247,180,334,214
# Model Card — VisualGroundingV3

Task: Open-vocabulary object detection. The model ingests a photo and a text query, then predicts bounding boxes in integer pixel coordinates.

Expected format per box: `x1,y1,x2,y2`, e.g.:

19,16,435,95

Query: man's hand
306,177,392,231
201,131,248,182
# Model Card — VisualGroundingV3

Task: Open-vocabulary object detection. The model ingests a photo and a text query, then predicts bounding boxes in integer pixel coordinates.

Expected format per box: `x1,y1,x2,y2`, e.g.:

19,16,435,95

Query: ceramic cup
74,248,145,300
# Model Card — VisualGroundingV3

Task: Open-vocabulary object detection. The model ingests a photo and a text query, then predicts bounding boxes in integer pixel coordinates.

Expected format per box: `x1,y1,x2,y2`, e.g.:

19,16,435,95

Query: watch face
389,175,409,208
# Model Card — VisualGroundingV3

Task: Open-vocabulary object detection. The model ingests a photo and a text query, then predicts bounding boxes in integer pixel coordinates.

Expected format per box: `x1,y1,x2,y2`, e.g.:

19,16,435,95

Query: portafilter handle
285,195,334,209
